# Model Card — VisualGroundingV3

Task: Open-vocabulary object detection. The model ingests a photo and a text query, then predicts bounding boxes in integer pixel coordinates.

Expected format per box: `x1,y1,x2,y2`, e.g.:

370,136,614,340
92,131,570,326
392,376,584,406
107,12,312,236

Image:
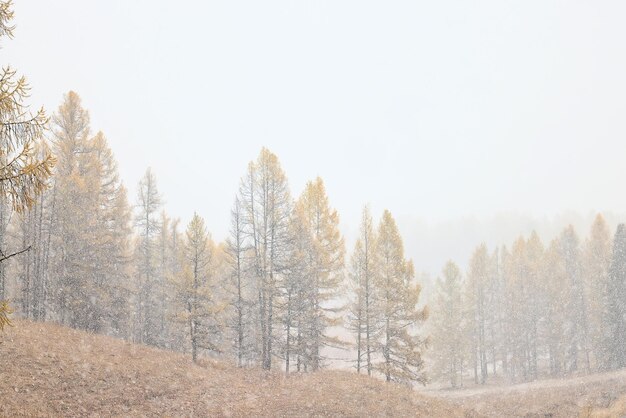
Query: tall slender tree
374,210,427,384
0,1,53,323
295,177,345,370
172,213,222,362
237,148,292,370
430,261,465,388
525,231,544,380
134,167,162,344
467,244,489,384
606,224,626,369
542,239,567,376
560,225,590,373
48,91,96,329
279,206,314,373
582,214,612,370
225,197,255,366
346,206,379,375
88,132,132,336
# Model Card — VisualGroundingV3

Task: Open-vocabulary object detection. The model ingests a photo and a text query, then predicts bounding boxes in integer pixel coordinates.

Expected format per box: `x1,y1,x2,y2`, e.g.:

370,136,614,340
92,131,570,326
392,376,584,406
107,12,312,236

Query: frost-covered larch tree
501,233,545,382
0,4,53,216
225,197,255,366
0,0,54,322
237,147,292,370
156,211,185,349
134,167,162,344
542,239,568,376
524,231,544,381
47,91,91,327
606,224,626,370
346,206,380,375
279,205,315,373
87,132,132,337
560,225,590,373
28,91,132,334
374,210,427,384
582,214,612,371
466,244,489,384
295,177,345,371
487,247,506,377
172,213,223,363
430,261,465,388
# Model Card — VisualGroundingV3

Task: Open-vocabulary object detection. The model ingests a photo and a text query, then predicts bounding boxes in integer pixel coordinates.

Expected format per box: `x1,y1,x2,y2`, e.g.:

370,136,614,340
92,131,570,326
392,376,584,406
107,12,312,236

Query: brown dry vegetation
5,320,626,417
424,369,626,417
0,320,462,417
585,393,626,418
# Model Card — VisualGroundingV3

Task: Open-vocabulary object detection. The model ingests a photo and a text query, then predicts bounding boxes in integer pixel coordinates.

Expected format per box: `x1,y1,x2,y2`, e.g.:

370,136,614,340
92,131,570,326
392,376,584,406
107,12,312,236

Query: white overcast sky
4,1,626,275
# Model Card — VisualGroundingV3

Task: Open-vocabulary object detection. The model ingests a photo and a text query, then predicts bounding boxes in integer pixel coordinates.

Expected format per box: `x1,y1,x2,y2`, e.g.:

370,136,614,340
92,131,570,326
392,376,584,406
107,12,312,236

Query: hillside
0,320,461,417
4,320,626,417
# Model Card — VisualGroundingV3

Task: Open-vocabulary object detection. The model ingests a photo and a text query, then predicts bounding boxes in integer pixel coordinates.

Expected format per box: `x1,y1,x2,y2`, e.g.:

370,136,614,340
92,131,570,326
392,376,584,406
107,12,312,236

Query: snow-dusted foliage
429,214,626,386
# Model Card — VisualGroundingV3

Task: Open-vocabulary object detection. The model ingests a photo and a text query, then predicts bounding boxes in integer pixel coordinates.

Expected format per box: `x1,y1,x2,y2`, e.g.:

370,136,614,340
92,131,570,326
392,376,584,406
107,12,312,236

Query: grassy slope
0,320,462,417
5,320,626,417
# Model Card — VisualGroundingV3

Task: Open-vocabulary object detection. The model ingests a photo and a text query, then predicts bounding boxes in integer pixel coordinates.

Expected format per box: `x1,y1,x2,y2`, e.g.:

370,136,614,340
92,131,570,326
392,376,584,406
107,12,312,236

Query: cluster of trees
0,0,54,328
7,91,133,332
2,93,428,382
0,13,427,381
430,215,626,387
346,208,428,384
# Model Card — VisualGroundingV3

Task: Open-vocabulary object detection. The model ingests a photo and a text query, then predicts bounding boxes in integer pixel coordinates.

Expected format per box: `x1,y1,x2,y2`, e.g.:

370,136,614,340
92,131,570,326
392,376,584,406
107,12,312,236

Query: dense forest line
1,87,428,383
429,215,626,387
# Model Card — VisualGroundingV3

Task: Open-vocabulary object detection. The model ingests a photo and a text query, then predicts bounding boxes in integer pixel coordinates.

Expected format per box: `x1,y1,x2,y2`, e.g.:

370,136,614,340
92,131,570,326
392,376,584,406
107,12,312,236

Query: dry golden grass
425,369,626,417
0,320,463,417
583,393,626,418
8,320,626,417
